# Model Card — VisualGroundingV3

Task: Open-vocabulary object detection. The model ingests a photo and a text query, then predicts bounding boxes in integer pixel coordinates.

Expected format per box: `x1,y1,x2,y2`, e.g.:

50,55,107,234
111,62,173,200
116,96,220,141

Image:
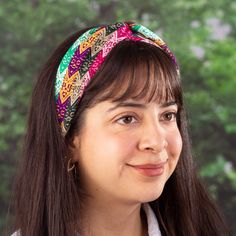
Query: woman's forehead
86,99,178,117
105,99,178,112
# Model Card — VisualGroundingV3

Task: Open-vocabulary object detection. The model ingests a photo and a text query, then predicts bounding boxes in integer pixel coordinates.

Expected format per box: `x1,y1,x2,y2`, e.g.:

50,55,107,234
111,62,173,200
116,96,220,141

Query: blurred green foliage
0,0,235,234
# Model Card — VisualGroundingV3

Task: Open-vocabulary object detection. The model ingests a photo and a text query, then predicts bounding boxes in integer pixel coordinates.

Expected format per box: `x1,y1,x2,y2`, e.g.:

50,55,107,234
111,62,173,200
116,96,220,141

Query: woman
12,22,231,235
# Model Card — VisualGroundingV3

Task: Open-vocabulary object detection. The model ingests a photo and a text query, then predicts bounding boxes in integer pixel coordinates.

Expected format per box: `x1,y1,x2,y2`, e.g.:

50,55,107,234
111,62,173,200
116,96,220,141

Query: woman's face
71,98,182,204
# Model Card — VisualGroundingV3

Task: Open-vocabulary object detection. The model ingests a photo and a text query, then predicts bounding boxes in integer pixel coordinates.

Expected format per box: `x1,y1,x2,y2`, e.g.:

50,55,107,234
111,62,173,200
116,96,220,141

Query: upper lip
127,161,167,168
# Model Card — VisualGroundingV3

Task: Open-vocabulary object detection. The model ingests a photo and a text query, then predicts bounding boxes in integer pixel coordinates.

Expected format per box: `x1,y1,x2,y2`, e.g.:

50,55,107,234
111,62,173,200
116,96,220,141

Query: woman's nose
137,121,167,153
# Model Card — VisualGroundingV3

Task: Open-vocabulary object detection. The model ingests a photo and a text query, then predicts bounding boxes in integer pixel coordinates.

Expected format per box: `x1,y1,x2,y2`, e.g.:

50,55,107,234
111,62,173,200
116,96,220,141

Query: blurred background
0,0,235,234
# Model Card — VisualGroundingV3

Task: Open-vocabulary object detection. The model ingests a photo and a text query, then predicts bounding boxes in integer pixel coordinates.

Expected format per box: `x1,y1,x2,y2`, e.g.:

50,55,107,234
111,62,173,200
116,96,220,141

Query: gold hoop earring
67,158,75,173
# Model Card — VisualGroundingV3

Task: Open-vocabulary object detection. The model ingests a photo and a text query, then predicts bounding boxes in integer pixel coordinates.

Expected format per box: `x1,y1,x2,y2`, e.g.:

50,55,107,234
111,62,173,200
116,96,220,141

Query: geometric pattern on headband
55,22,179,136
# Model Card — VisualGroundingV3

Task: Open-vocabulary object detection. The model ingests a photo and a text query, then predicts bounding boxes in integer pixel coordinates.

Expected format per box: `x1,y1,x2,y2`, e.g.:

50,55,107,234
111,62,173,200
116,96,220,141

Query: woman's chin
135,188,164,203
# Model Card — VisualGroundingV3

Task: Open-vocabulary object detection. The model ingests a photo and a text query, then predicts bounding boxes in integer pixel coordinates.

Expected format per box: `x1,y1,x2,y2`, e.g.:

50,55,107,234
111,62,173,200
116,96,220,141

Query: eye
116,115,137,125
162,112,177,122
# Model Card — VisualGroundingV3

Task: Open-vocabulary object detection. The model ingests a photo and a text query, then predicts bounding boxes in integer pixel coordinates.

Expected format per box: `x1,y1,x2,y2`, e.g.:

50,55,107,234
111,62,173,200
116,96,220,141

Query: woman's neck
79,199,148,236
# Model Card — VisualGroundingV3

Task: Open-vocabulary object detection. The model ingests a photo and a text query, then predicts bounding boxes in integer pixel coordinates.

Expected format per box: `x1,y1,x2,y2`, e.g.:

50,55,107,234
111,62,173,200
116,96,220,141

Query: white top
143,203,162,236
11,203,162,236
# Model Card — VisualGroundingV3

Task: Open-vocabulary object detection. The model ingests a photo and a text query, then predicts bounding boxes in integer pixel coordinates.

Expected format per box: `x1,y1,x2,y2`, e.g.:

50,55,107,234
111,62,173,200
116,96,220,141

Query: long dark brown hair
12,25,231,236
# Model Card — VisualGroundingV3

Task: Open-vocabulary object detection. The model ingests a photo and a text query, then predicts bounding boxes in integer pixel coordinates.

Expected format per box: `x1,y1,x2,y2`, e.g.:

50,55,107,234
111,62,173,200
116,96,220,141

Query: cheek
169,133,182,156
77,128,139,191
166,130,182,171
79,127,138,168
99,132,139,169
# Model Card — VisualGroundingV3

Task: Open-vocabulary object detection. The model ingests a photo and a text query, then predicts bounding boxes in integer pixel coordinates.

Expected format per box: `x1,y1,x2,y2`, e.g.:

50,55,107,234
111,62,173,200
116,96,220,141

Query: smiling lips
128,162,166,177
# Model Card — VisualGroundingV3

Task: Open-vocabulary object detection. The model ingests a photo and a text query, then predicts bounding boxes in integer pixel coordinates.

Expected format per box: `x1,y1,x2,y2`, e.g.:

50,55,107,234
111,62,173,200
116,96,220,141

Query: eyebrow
106,101,177,113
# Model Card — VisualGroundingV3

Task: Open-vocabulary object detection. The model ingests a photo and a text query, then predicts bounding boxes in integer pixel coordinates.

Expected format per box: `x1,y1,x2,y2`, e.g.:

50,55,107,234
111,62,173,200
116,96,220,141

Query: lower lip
129,165,165,177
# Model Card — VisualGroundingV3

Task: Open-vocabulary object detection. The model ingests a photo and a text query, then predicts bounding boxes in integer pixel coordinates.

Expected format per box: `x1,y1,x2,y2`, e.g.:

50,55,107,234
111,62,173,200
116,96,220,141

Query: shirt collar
142,203,162,236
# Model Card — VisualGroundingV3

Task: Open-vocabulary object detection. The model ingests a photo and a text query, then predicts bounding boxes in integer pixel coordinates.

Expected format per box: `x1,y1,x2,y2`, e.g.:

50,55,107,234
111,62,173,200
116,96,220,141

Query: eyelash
116,112,178,125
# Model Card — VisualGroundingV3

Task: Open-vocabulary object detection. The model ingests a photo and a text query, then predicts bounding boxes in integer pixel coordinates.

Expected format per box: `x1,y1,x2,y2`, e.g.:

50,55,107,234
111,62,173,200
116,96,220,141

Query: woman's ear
67,134,81,162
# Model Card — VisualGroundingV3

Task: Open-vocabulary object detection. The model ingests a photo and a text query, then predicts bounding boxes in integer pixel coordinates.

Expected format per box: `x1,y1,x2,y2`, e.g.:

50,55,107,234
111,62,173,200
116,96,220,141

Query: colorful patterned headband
55,22,178,136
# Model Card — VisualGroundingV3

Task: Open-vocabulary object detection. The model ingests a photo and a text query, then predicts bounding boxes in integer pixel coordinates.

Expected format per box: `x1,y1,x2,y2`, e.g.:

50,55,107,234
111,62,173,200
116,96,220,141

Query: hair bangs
90,40,182,108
